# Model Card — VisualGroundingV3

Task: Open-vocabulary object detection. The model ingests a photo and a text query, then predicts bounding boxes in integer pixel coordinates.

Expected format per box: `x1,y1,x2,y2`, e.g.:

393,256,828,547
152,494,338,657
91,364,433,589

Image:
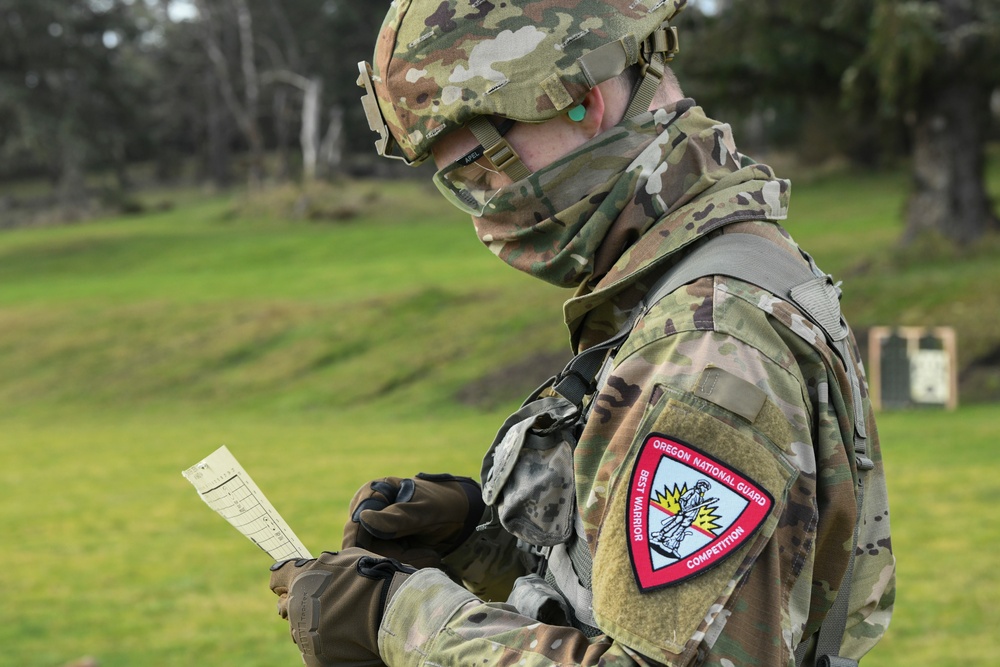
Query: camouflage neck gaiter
471,99,768,288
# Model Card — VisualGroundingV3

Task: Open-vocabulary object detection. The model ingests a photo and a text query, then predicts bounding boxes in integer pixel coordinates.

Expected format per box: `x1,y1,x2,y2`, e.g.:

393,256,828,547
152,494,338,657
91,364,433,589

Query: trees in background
192,0,267,186
676,0,999,245
173,0,385,185
0,0,386,193
675,1,877,162
0,0,996,244
0,0,152,208
857,0,1000,244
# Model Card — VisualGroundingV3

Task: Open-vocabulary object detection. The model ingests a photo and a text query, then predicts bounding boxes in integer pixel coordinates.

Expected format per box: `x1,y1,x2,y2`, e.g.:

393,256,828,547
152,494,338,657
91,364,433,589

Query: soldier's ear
573,86,607,139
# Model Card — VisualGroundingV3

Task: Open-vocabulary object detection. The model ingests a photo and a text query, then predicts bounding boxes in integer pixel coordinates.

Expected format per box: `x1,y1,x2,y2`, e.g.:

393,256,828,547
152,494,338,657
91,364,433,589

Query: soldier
268,2,895,666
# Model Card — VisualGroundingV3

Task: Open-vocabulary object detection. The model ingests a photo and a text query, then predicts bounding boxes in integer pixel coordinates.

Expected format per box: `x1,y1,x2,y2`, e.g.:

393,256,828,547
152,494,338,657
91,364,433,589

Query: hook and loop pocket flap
480,396,580,547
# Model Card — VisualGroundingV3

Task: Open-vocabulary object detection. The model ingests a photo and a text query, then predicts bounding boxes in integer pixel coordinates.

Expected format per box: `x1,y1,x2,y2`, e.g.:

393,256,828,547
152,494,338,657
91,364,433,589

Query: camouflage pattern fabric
369,0,688,163
374,101,894,666
440,517,534,601
470,98,786,290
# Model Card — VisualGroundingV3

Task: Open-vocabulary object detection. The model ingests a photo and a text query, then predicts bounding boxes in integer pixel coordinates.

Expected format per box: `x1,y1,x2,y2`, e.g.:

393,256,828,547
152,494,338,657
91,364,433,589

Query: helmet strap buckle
643,24,680,65
468,117,531,182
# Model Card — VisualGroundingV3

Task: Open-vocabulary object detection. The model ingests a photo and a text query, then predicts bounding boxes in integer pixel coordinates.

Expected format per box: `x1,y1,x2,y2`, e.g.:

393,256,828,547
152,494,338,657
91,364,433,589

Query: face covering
470,99,787,290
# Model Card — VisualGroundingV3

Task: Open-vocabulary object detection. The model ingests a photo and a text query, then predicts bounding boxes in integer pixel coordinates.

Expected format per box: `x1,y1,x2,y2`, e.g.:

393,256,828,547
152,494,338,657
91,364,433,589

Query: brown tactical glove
342,472,485,569
269,547,414,667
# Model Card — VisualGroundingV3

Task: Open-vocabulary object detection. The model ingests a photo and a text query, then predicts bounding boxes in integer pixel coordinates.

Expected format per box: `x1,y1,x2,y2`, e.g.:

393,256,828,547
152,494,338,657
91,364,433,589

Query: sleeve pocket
591,383,797,663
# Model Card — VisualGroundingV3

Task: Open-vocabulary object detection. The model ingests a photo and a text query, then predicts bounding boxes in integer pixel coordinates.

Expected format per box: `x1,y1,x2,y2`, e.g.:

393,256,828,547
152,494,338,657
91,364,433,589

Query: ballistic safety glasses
432,117,532,216
358,60,531,215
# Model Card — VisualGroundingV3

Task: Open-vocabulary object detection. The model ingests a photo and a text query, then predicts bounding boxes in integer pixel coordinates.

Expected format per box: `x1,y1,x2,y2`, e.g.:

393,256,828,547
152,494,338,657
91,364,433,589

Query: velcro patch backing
591,390,795,659
540,74,573,111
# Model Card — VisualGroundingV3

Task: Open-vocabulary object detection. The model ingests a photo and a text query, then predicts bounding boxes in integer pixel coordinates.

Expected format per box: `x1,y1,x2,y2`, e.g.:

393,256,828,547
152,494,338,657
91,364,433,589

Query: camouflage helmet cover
363,0,688,164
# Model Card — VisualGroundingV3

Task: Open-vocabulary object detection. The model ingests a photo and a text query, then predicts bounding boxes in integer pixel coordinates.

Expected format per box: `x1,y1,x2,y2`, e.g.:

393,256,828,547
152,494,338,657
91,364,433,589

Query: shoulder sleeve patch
591,387,796,660
625,434,773,592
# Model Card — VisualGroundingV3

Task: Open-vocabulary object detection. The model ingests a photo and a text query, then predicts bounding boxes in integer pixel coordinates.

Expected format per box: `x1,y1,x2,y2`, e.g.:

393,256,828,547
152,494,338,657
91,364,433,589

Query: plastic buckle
636,47,667,83
530,544,552,559
643,25,680,63
482,138,522,174
818,656,859,667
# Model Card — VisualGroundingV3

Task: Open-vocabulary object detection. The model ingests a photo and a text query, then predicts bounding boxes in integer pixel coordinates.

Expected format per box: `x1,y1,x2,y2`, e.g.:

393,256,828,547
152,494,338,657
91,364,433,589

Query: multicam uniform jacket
377,103,895,667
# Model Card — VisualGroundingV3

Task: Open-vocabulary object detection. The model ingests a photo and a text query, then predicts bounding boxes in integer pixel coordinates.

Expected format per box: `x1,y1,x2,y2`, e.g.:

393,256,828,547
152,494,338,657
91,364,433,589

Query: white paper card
182,446,312,561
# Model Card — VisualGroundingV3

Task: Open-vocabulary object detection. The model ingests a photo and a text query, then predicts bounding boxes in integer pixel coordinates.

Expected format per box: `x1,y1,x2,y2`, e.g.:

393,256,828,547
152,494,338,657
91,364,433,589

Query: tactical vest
478,233,873,667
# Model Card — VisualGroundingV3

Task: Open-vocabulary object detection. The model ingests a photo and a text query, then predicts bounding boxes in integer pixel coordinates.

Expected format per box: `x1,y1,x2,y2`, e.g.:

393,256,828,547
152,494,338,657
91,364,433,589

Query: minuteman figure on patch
651,480,718,559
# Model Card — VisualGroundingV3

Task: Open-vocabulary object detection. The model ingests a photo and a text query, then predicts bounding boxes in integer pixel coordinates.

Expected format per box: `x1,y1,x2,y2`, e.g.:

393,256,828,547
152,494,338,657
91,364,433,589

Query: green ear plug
568,105,586,122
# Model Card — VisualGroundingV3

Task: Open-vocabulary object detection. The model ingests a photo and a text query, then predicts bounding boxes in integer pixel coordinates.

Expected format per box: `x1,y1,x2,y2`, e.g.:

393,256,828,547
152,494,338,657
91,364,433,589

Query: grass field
1,165,999,666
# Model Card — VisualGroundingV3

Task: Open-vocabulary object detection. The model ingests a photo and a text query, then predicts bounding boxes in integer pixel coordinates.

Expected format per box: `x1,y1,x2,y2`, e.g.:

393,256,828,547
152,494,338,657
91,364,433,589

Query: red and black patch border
625,433,774,593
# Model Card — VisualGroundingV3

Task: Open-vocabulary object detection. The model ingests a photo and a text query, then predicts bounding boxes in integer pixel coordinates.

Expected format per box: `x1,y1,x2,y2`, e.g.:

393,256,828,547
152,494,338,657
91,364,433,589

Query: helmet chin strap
467,116,532,182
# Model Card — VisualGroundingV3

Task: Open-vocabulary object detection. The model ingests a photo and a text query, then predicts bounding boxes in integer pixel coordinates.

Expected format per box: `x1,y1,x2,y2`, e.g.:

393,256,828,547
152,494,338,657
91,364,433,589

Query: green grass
0,182,571,417
1,165,999,666
0,405,496,667
870,405,1000,666
2,404,997,667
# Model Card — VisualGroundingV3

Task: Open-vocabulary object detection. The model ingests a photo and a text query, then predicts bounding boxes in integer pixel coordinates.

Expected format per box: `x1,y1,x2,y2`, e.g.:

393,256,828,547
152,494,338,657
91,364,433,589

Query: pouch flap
481,396,578,506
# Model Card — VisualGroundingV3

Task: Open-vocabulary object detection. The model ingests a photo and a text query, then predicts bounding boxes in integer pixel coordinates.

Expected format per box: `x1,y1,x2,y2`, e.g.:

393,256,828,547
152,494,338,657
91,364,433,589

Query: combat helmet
358,0,687,213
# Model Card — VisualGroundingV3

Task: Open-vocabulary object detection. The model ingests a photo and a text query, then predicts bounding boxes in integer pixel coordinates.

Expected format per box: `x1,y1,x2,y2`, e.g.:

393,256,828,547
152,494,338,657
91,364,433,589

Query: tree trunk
205,71,232,188
319,106,344,178
57,137,87,218
300,77,322,181
112,133,132,192
234,0,264,187
194,0,264,188
261,70,324,181
273,88,291,180
905,78,999,245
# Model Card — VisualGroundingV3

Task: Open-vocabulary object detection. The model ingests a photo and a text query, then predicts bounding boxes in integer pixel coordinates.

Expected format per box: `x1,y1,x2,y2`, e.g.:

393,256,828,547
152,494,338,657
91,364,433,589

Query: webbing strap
467,116,531,182
642,234,826,318
544,513,601,636
815,479,865,667
546,233,869,664
623,24,679,120
550,308,642,406
792,473,864,667
547,543,598,629
556,233,857,408
577,36,639,89
623,53,665,120
641,234,869,454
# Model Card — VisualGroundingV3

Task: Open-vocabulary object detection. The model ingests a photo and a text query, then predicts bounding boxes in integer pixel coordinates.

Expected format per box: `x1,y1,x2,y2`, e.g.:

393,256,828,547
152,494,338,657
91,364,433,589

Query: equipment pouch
506,573,572,626
480,395,579,547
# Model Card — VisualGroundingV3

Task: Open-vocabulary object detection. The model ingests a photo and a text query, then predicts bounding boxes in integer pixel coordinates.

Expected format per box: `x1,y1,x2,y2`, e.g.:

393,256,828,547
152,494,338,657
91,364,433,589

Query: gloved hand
269,547,414,667
342,472,486,569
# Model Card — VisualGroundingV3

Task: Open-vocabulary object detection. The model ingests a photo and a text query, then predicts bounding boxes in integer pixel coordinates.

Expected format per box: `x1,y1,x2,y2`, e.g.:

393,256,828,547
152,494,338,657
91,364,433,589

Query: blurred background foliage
1,0,998,241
